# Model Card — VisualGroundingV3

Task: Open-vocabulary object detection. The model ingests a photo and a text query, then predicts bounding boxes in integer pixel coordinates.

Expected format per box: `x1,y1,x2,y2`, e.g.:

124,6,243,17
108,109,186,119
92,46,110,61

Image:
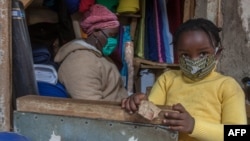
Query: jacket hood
54,39,102,63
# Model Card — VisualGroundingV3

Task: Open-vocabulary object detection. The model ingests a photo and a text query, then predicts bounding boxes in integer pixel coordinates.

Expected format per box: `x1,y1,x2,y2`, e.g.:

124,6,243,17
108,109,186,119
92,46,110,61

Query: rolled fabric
117,0,140,14
12,0,39,102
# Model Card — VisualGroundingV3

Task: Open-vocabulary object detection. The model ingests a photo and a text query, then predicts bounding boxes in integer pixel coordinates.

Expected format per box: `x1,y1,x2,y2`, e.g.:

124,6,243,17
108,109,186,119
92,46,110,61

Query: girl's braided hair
173,18,222,49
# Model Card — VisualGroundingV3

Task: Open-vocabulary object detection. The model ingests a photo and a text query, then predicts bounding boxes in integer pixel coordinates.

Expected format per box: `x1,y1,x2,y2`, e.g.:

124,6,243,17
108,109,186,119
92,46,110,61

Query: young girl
121,18,247,141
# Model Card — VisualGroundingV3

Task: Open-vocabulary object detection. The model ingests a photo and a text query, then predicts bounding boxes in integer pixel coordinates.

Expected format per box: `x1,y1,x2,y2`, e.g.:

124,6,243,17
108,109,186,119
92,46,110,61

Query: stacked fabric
34,64,69,98
31,43,68,98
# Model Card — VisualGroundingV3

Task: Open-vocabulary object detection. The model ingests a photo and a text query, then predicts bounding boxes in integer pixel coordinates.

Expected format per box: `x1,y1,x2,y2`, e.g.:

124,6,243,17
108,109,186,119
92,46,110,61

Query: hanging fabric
167,0,185,64
158,0,174,63
145,0,158,62
154,0,164,63
134,0,146,59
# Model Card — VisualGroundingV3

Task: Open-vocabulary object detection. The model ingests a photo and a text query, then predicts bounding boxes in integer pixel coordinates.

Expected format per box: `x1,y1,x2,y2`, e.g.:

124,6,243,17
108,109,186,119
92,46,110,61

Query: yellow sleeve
190,78,247,141
220,78,247,124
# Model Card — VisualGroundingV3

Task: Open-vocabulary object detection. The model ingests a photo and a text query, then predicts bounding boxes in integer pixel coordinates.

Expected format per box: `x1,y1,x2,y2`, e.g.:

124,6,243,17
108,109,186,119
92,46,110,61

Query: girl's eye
199,52,208,58
181,53,189,58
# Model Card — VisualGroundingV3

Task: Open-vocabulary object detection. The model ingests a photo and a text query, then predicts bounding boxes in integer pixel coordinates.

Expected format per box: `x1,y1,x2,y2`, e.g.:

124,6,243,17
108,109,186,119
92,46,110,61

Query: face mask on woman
102,37,118,56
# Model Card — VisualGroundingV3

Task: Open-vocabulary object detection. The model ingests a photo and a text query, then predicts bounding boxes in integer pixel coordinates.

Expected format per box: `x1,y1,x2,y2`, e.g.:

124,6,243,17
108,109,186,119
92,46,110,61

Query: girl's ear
215,47,223,59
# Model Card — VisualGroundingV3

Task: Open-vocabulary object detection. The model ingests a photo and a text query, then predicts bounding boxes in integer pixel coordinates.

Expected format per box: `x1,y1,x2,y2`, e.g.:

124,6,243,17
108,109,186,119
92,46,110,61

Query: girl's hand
162,103,195,134
121,93,147,114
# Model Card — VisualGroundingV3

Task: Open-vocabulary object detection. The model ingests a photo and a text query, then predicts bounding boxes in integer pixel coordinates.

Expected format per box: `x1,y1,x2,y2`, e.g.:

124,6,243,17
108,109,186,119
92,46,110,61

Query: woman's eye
110,33,118,38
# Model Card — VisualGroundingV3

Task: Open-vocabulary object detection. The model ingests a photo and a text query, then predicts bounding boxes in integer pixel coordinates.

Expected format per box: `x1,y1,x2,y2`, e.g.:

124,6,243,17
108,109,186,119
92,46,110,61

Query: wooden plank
16,95,172,125
20,0,34,8
0,0,11,131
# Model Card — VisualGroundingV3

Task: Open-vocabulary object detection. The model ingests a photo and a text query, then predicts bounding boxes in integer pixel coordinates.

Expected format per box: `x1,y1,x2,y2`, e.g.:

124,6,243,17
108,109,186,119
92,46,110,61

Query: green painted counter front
14,111,178,141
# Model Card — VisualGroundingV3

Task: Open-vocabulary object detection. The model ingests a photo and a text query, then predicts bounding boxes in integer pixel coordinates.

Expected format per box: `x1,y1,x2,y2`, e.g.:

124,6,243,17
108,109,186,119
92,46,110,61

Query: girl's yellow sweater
149,70,247,141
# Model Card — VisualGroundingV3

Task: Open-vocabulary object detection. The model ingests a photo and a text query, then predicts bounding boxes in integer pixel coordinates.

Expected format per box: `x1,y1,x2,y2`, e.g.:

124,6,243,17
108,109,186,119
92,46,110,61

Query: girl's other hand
162,103,195,134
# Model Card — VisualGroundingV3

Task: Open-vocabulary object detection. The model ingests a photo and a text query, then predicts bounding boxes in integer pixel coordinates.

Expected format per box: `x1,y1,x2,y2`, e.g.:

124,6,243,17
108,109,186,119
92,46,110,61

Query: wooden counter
16,95,250,124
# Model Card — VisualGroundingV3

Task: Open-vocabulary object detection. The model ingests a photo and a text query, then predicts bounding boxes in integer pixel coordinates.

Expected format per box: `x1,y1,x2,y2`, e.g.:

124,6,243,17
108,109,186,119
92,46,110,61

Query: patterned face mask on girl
179,47,219,80
179,55,216,80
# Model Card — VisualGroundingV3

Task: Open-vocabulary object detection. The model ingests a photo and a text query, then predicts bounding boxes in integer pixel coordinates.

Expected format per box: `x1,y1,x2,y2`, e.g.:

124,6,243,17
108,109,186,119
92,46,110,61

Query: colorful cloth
145,0,158,61
135,0,146,58
167,0,185,63
158,0,173,63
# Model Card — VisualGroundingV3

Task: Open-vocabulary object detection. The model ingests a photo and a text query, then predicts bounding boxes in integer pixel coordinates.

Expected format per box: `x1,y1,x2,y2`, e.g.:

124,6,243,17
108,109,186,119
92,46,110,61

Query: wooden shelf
140,64,179,70
116,13,141,18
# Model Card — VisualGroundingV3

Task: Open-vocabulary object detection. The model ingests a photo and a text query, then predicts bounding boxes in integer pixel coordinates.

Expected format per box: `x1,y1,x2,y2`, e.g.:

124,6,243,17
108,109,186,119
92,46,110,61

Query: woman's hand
162,103,195,134
121,93,147,114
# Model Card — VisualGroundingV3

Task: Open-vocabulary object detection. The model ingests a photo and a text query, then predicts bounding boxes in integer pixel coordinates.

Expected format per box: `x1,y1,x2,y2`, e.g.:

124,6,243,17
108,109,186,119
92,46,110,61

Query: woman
54,4,128,102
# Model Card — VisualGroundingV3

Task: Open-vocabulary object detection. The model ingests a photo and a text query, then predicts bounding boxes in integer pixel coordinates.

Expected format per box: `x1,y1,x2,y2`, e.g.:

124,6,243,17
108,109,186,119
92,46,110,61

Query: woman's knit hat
80,4,120,35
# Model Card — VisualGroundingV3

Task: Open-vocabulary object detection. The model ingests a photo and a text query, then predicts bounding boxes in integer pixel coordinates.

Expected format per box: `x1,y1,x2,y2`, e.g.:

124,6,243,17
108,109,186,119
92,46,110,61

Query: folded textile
34,64,58,85
32,43,51,64
37,81,69,98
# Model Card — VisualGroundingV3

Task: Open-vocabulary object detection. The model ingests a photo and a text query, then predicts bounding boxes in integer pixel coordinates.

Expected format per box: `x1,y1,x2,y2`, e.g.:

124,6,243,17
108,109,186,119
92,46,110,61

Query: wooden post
0,0,12,131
